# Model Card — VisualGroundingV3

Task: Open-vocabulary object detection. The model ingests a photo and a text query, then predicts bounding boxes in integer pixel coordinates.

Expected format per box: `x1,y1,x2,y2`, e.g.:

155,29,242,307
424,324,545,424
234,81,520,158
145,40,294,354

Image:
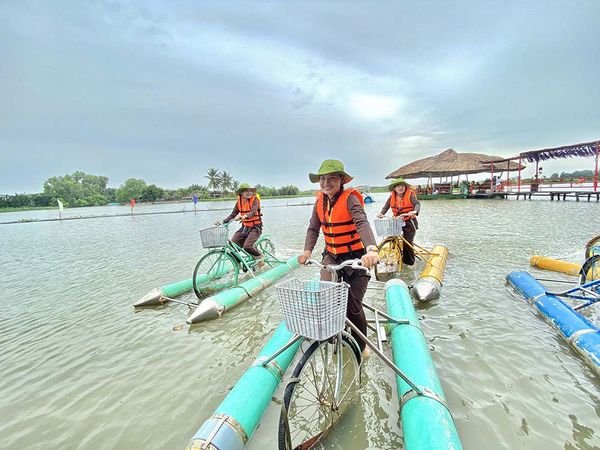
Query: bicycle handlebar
305,258,369,273
377,214,412,220
213,221,232,228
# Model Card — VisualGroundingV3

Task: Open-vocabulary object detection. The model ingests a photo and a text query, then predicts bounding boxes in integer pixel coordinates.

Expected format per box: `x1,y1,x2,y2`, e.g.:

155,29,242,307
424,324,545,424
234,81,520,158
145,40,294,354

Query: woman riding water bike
377,177,420,266
298,159,379,356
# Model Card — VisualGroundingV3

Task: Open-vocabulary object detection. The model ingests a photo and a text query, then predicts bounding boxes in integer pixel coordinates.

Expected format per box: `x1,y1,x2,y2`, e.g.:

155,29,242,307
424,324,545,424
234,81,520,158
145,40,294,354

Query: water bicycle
192,222,280,298
134,223,296,316
507,234,600,375
373,217,449,301
185,259,462,450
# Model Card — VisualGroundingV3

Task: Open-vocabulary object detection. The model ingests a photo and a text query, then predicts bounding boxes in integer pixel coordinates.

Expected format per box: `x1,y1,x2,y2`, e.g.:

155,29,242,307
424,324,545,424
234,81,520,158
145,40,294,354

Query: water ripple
1,197,599,449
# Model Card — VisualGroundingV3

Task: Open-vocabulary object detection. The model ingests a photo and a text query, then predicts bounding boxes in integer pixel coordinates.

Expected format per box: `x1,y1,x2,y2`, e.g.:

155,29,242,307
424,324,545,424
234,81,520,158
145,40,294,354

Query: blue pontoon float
506,271,600,375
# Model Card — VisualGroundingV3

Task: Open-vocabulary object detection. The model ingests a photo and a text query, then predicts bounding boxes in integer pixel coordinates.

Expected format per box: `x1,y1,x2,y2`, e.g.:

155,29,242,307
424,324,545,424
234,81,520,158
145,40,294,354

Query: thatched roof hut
385,149,524,179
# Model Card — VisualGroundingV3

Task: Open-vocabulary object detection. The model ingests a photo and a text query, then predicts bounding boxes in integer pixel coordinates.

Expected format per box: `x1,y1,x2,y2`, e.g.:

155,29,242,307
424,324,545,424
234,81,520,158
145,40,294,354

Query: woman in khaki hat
216,183,264,266
377,178,420,265
298,159,379,356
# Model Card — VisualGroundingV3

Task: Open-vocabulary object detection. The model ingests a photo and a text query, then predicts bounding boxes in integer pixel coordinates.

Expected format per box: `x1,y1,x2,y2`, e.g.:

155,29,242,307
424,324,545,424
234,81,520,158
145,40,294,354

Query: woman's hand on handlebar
297,250,312,265
361,249,379,268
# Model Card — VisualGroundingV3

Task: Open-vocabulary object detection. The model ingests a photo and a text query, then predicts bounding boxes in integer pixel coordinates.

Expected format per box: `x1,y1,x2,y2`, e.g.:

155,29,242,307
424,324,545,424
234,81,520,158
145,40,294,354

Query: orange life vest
390,189,416,217
236,195,262,227
316,188,365,255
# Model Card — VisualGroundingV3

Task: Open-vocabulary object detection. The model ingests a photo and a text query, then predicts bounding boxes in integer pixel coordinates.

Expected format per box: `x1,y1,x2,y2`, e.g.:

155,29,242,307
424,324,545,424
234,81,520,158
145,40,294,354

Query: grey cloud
1,1,599,192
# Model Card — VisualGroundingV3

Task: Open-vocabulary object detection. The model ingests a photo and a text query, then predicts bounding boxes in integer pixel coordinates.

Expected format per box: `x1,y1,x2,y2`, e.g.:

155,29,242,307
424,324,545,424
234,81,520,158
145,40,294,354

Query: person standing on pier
215,183,264,266
377,178,420,266
298,159,379,356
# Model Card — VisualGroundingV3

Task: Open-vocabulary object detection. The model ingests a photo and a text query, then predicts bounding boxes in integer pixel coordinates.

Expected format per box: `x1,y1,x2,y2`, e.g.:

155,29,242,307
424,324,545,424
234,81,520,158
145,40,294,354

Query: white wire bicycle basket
277,278,349,341
199,226,229,248
374,218,405,236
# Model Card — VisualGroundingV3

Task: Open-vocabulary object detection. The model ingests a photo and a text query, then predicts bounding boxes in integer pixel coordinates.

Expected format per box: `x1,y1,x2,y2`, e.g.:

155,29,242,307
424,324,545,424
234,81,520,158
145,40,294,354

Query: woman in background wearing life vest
377,178,420,266
215,183,264,266
298,160,379,356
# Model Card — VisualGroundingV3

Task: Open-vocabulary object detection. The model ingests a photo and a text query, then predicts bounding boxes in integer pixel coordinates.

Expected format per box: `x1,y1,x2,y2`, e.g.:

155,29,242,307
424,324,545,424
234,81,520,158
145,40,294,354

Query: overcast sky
1,1,599,193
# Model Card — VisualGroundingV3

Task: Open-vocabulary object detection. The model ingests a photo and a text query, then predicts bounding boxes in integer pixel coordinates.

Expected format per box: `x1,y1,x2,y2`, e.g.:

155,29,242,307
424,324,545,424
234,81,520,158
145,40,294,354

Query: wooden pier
469,192,508,199
508,191,600,201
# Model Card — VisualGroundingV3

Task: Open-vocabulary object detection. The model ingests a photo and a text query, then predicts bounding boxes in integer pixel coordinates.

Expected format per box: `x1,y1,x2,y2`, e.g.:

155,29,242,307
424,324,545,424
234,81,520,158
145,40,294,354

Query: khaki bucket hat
236,182,257,195
309,159,354,184
388,178,409,191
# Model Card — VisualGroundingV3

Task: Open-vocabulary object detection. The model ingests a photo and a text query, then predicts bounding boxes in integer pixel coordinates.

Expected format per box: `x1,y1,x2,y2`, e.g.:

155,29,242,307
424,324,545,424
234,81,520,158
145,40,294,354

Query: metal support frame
161,296,198,308
257,335,304,368
344,317,423,395
546,279,600,311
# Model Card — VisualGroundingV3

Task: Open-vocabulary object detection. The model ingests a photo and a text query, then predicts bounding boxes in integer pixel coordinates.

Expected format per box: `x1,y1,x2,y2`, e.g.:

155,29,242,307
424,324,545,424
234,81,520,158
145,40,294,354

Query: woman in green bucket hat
377,178,420,265
215,183,264,266
299,159,379,357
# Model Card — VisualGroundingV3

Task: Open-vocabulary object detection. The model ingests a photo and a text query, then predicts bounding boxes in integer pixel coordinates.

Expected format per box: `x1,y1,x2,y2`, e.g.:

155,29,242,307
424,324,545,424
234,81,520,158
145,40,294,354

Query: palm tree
220,171,234,194
231,180,240,194
205,168,221,197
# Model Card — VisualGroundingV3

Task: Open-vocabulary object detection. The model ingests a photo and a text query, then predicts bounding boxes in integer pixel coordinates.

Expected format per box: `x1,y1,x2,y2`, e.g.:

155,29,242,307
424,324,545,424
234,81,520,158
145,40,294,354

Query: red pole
491,161,494,192
517,155,522,193
594,141,599,192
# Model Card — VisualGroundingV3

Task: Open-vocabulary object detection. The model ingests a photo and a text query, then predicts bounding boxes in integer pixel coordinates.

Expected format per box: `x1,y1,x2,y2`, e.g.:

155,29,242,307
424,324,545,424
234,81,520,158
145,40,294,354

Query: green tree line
1,169,303,209
548,169,595,180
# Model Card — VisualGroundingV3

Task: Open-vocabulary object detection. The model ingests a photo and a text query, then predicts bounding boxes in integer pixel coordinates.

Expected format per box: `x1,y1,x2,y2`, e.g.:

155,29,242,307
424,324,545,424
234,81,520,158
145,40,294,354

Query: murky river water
1,194,599,449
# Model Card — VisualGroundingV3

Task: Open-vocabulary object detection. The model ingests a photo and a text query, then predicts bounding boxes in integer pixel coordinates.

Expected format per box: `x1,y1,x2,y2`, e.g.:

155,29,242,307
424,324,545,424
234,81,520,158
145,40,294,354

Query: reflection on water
1,195,599,449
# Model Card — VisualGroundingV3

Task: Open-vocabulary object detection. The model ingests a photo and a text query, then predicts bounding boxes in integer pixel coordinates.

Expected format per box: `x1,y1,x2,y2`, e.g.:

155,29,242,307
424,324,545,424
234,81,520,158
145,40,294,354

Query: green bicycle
192,222,279,298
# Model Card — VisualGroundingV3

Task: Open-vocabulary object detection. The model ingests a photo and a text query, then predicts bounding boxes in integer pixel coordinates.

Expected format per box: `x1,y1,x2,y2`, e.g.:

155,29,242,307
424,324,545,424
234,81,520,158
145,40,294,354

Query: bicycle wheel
255,237,276,259
580,254,600,285
374,237,402,282
278,334,361,450
585,234,600,259
192,251,239,298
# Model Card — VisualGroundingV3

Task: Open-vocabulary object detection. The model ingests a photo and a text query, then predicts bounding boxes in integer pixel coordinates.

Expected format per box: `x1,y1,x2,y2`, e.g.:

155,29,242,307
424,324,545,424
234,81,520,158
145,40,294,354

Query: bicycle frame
206,222,282,272
262,258,422,394
222,241,257,273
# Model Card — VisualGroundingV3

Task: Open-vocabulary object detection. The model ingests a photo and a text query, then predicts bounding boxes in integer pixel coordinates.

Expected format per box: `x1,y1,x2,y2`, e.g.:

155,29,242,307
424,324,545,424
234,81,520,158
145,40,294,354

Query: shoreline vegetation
0,192,318,214
2,169,594,214
0,169,316,213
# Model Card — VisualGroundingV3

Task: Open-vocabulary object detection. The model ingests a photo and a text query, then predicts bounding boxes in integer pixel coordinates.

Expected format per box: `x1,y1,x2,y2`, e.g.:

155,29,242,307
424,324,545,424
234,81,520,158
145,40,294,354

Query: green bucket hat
388,178,409,191
309,159,354,184
236,182,257,195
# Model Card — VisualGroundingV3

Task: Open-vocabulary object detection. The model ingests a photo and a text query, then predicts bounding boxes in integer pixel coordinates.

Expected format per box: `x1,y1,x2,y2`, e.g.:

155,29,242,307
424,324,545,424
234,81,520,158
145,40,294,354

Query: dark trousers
320,250,370,351
231,226,262,258
402,220,417,266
